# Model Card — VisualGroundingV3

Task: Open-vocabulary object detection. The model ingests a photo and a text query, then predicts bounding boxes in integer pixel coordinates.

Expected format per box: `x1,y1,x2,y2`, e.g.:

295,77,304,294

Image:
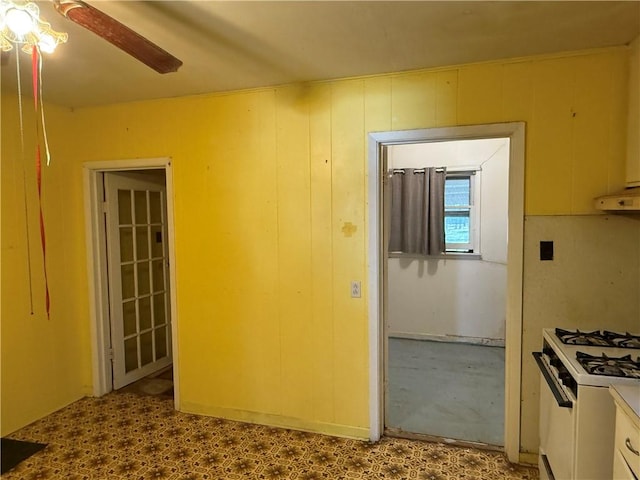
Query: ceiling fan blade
53,0,182,74
1,51,10,67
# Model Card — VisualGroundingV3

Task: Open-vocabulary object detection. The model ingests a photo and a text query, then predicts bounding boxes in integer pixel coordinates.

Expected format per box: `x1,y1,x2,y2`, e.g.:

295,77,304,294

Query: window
444,170,479,253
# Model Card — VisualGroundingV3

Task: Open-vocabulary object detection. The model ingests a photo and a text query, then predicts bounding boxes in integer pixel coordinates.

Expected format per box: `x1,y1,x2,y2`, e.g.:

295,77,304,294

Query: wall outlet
351,281,361,298
540,240,554,261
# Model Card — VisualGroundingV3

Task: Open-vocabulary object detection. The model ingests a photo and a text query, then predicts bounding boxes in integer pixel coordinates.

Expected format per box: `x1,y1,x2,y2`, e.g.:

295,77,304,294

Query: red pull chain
32,46,50,319
35,144,50,318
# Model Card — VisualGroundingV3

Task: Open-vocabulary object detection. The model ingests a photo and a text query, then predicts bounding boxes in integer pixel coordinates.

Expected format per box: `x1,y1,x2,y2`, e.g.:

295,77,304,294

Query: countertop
610,384,640,428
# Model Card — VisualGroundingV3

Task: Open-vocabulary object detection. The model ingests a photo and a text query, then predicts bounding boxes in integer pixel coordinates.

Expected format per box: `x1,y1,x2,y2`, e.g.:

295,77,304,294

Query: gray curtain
389,167,446,255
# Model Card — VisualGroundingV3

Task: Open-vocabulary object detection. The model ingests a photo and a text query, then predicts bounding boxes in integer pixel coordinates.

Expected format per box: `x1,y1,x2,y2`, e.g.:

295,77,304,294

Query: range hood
594,187,640,211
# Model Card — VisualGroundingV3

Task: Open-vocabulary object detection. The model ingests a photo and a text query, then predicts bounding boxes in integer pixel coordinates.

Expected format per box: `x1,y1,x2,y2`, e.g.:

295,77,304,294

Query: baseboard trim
180,402,369,440
389,332,505,347
518,452,538,466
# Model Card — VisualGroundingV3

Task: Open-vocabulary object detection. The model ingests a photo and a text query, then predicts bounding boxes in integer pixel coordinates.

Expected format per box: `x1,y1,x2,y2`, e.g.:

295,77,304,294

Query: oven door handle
532,352,573,409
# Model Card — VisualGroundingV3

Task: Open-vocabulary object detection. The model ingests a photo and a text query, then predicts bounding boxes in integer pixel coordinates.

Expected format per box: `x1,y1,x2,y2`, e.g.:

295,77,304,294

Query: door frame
367,123,525,463
83,157,180,408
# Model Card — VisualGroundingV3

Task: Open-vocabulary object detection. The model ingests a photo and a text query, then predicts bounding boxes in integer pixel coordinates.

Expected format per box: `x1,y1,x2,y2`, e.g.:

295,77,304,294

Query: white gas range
533,328,640,480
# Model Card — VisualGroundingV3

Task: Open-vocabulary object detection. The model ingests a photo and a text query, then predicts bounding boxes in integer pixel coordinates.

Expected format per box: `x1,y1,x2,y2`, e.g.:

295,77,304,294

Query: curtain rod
391,167,446,174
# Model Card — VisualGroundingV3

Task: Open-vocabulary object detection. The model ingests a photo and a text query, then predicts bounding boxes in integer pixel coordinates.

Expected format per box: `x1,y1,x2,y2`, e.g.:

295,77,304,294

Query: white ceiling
1,1,639,108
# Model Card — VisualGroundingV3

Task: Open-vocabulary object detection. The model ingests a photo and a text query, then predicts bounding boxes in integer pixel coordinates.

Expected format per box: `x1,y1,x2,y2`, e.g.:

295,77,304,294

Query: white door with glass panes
104,171,172,389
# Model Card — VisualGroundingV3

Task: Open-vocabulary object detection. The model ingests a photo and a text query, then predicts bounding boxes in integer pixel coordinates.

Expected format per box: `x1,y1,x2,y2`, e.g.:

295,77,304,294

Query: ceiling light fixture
1,0,67,54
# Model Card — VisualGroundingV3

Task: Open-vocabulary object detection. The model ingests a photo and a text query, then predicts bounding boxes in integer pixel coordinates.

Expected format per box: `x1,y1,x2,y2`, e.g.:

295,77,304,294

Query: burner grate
555,328,640,348
555,328,611,346
603,330,640,349
576,352,640,378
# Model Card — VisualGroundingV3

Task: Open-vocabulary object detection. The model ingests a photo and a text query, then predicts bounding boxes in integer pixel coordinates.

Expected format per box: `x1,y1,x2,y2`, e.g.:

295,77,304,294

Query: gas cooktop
543,328,640,387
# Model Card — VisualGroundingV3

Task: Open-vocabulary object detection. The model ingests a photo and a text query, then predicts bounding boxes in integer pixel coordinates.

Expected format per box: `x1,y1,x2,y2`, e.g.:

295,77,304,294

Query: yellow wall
1,46,631,450
1,96,91,435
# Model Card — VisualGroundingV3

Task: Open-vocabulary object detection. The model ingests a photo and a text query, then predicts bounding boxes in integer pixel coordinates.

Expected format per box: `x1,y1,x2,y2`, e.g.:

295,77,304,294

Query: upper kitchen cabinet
627,36,640,187
594,40,640,212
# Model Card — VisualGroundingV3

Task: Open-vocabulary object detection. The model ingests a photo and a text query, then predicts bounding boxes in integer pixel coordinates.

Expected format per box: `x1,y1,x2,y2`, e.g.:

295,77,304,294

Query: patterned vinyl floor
2,392,538,479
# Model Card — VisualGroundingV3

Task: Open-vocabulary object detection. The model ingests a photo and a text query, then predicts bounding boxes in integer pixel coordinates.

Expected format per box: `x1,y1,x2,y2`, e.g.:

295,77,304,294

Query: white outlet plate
351,281,361,298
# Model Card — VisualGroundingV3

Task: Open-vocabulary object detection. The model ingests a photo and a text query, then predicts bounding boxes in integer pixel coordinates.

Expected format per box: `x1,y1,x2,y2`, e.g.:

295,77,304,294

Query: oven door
534,352,576,480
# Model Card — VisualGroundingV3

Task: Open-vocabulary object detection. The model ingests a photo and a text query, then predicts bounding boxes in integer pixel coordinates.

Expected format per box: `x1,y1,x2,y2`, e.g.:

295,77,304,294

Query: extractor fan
53,0,182,73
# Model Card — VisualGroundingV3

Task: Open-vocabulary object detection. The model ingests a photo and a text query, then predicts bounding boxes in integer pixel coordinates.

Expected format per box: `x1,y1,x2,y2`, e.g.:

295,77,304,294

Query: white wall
387,138,509,342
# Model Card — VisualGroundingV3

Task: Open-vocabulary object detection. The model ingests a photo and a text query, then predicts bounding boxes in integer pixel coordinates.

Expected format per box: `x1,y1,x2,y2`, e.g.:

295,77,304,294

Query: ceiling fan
53,0,182,73
1,0,182,73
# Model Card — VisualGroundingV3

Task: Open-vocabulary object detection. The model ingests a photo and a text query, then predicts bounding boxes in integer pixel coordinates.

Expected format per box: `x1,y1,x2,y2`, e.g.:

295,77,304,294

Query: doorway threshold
384,428,503,453
116,365,174,399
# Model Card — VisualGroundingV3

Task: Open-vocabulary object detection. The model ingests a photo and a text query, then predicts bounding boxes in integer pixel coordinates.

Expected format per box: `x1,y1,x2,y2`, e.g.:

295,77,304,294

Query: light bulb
38,33,57,53
5,7,35,36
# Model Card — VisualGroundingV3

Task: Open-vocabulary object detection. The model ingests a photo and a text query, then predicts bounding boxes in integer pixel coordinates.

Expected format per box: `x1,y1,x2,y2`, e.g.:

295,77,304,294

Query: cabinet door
615,409,640,478
613,449,636,480
626,37,639,187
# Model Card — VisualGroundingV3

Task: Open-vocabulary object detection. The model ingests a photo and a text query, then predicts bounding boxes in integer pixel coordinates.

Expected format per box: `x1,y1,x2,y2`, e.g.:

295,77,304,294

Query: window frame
444,168,481,256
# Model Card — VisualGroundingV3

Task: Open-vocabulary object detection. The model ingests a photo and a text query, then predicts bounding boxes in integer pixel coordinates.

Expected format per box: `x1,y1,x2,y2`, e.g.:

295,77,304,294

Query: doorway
367,123,525,463
384,138,509,447
83,158,180,405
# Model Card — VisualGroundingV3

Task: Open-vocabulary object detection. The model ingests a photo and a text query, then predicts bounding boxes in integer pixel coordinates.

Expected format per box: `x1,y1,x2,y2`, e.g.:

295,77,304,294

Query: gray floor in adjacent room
386,337,505,446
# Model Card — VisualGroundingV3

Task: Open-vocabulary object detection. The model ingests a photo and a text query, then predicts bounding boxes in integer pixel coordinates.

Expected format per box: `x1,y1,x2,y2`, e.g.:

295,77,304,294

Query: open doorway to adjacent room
84,158,179,404
367,123,525,462
384,138,509,448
